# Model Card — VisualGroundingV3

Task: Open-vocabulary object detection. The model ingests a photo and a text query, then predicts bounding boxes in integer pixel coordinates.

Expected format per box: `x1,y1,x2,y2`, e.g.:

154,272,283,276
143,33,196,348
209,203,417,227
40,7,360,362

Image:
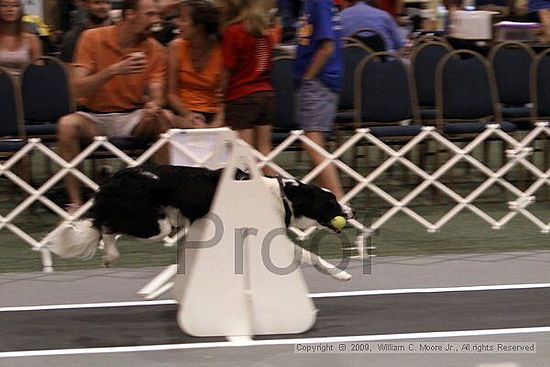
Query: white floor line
2,282,550,312
310,282,550,298
1,326,550,358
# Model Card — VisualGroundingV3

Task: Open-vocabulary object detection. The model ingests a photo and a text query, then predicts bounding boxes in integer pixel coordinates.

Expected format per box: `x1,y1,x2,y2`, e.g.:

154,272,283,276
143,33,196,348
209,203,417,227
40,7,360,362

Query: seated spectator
57,0,171,210
0,0,42,76
167,0,224,128
528,0,550,43
339,0,404,53
59,0,113,63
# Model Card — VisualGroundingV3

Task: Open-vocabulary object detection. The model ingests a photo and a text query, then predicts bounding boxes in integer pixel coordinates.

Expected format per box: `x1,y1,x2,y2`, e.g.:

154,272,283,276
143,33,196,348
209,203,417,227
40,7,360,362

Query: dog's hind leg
296,246,352,281
101,232,119,268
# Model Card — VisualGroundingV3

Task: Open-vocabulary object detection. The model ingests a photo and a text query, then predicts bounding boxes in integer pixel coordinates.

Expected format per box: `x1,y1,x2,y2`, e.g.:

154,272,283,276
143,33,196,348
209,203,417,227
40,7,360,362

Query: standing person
0,0,42,77
221,0,276,165
295,0,344,199
57,0,171,210
167,0,224,128
59,0,113,63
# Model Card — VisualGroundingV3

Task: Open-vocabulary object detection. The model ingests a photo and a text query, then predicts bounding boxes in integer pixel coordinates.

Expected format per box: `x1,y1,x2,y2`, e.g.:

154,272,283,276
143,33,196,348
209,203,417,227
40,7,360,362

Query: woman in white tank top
0,0,42,76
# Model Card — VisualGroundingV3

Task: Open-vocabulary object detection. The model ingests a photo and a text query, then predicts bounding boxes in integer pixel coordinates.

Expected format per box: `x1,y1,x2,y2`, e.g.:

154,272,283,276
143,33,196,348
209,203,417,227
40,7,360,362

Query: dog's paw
101,257,111,268
101,252,120,268
332,270,352,281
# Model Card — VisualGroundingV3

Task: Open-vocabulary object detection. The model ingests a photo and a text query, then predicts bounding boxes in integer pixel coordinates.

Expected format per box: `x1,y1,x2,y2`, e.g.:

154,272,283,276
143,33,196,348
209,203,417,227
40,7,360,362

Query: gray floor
1,251,550,366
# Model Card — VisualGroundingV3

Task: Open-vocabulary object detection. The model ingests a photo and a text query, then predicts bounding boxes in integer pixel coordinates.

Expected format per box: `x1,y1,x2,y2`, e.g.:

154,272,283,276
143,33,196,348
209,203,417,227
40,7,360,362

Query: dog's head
281,179,353,233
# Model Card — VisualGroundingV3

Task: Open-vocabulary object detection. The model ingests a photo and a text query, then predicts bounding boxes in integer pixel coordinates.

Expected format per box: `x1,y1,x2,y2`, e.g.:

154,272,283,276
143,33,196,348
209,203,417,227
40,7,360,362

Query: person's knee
57,114,82,140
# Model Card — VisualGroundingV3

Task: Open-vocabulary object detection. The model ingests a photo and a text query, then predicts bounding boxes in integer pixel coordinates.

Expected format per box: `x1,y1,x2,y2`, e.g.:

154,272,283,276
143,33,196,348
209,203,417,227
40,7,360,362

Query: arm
387,15,405,51
29,34,43,60
72,57,145,99
303,39,335,80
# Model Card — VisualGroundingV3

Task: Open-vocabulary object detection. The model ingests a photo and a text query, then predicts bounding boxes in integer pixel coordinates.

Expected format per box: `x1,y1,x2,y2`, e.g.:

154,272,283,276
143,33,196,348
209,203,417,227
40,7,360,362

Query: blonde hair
224,0,273,37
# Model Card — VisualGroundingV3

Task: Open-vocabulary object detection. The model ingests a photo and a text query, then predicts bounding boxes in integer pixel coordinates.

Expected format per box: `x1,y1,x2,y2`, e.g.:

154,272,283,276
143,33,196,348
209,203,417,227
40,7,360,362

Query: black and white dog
48,165,353,280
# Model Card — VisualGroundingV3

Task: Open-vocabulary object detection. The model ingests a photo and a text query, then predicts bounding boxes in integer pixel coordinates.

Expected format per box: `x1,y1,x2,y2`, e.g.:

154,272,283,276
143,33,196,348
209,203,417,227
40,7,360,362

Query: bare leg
255,124,276,176
57,113,100,206
302,131,344,200
132,111,173,164
236,128,254,146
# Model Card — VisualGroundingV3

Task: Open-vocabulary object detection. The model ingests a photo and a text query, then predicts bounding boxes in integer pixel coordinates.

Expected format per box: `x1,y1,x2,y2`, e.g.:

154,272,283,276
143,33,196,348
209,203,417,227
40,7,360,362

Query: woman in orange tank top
167,0,223,128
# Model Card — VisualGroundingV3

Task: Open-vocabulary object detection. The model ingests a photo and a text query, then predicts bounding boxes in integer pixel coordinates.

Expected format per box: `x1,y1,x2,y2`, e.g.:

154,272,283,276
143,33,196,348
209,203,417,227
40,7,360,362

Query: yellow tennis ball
331,216,346,230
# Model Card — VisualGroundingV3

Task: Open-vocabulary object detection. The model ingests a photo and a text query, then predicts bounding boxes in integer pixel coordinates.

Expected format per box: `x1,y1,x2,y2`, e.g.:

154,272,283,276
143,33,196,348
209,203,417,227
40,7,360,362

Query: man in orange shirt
57,0,171,209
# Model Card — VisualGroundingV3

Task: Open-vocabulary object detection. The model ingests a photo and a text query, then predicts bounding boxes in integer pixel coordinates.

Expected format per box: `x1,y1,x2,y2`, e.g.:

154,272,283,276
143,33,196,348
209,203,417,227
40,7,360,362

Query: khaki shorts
76,109,145,138
297,79,338,133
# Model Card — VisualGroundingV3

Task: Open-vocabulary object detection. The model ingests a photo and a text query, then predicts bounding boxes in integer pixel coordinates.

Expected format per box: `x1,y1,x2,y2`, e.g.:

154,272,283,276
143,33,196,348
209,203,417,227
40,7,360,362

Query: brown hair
181,0,221,40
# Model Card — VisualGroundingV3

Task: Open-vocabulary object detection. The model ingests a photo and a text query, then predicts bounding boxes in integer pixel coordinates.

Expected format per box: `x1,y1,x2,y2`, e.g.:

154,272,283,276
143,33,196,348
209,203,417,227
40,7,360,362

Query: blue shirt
340,2,404,51
295,0,343,93
529,0,550,12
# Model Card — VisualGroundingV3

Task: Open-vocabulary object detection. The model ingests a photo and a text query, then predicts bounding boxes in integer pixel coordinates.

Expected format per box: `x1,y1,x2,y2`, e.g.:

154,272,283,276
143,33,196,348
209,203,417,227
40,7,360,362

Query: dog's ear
281,178,300,187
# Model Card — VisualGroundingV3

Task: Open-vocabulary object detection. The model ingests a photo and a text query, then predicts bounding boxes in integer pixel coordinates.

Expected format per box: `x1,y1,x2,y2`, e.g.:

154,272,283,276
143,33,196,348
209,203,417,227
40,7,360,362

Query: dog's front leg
296,246,352,281
101,233,119,268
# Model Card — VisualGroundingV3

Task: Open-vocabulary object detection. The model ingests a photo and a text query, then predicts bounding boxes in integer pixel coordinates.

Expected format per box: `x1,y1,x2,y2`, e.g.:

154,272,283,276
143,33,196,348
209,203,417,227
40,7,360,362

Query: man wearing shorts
57,0,170,209
295,0,344,199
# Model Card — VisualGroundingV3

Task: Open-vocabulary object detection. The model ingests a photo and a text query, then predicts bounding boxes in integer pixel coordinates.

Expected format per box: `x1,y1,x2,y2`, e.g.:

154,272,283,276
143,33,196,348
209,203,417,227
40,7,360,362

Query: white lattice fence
0,123,548,272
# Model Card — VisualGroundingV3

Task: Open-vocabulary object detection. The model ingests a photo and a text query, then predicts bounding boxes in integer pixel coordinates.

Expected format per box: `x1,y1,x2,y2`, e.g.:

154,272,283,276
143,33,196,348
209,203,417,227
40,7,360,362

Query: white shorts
76,109,145,138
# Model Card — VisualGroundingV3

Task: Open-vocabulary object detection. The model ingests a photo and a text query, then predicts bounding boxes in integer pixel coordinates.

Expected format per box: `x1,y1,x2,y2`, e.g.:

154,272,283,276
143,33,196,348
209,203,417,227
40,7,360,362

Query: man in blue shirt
294,0,344,200
339,0,405,52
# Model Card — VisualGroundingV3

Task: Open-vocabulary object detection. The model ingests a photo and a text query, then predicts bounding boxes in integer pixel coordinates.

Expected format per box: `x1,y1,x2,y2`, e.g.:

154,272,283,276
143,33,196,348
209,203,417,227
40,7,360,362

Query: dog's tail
47,219,102,260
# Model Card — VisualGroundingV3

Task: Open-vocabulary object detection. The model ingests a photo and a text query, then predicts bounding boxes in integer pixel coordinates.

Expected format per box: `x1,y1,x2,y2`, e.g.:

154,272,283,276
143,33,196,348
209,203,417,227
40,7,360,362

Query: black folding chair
0,67,28,179
530,48,550,175
410,41,453,123
489,41,535,123
435,50,518,135
353,52,423,175
334,43,374,143
20,56,73,141
271,55,299,145
349,28,386,52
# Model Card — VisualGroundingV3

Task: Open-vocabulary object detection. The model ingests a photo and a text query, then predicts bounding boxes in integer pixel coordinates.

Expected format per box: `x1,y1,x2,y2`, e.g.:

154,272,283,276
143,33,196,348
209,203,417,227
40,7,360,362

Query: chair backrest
349,28,386,52
271,55,298,131
354,52,419,125
531,48,550,120
410,41,453,107
435,50,501,123
20,56,73,123
0,67,24,137
488,41,535,106
412,34,449,49
340,43,374,110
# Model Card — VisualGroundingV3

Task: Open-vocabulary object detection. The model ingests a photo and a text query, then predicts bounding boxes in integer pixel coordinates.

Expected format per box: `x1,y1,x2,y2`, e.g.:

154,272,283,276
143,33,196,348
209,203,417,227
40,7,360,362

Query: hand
144,100,162,114
111,53,146,75
187,112,208,129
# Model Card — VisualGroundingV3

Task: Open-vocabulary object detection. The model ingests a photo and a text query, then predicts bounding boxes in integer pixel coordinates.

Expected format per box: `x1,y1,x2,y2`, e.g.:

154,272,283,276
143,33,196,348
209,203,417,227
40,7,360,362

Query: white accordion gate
0,123,547,272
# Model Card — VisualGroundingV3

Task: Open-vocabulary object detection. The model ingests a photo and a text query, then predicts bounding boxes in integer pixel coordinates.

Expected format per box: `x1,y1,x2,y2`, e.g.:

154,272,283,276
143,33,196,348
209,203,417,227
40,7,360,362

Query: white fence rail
0,123,548,272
